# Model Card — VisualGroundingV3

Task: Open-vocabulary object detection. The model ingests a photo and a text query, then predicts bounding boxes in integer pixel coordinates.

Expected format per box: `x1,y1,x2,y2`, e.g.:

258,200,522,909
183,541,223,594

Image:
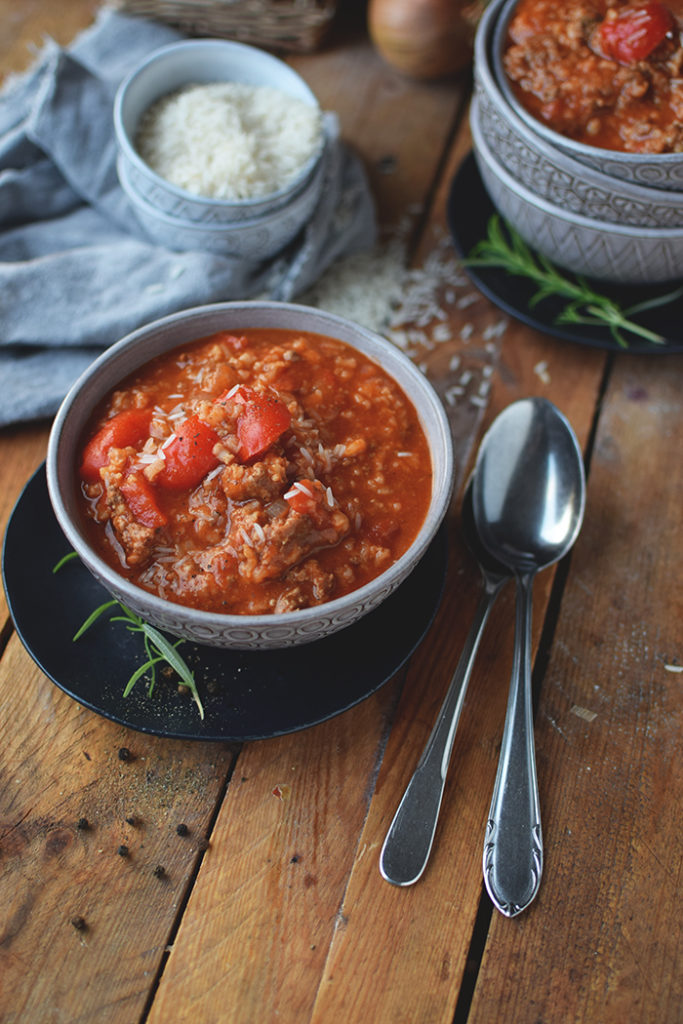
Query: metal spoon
379,480,511,887
472,397,586,917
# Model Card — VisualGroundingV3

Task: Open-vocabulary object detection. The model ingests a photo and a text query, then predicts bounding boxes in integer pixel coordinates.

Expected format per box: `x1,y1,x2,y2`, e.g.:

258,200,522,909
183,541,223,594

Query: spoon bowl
472,397,585,916
473,398,585,574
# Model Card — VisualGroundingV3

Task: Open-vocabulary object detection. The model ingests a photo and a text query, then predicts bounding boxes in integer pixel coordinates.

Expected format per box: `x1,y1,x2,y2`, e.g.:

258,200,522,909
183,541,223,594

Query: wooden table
1,4,681,1022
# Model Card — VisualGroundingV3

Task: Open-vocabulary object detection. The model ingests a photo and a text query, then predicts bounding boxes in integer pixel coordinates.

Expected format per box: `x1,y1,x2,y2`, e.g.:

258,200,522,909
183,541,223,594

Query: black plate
2,465,447,742
448,152,683,355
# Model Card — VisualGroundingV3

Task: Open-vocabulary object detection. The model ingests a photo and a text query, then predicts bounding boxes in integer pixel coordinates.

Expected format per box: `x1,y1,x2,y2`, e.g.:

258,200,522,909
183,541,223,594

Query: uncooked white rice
135,82,322,200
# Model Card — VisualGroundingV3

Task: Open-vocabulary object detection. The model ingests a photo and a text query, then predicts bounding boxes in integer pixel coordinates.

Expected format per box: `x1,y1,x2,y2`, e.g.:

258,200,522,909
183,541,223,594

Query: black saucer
2,464,447,742
448,152,683,355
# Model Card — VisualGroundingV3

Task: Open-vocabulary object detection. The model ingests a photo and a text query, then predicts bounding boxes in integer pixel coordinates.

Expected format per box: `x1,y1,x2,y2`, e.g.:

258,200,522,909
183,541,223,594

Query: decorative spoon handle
483,571,543,916
380,573,506,887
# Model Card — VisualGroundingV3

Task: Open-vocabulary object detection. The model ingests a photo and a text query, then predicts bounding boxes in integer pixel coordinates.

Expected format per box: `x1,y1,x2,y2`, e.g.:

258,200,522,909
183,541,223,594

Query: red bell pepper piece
120,472,167,528
598,2,674,64
233,386,291,462
80,408,153,483
156,414,221,491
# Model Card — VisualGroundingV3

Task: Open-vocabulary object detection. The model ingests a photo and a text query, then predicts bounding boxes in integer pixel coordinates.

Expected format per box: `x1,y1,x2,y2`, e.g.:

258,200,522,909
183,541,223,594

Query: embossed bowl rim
46,302,454,648
488,0,683,177
116,146,326,235
471,96,683,239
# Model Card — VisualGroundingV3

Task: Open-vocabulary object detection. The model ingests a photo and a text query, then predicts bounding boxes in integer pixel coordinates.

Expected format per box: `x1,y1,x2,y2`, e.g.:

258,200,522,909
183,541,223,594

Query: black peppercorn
176,823,189,836
118,747,132,762
117,844,129,858
76,817,90,831
71,916,87,931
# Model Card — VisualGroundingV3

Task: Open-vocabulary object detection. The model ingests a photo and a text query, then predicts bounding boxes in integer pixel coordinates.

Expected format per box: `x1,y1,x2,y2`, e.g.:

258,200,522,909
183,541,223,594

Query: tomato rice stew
503,0,683,153
77,328,432,616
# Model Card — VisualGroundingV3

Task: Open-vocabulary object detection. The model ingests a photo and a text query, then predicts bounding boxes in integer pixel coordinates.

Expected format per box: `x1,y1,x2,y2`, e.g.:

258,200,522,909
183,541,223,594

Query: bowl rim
471,96,683,238
113,38,324,212
490,0,683,167
474,0,683,206
46,301,454,636
116,145,326,233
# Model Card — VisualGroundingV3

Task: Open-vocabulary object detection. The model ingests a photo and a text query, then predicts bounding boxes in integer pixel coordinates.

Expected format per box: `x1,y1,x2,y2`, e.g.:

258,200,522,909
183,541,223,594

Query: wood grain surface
0,3,680,1023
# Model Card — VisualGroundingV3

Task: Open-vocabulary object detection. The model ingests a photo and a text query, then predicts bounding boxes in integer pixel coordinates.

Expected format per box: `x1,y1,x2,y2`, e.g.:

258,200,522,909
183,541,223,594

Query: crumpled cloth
0,9,376,426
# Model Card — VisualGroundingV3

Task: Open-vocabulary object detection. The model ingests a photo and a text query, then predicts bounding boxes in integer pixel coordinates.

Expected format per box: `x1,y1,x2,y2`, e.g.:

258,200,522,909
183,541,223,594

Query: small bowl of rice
113,38,326,251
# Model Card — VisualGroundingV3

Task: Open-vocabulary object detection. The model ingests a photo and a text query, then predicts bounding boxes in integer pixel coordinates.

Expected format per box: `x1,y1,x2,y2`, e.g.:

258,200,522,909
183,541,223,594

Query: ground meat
98,449,159,566
78,327,432,615
221,453,288,504
503,0,683,152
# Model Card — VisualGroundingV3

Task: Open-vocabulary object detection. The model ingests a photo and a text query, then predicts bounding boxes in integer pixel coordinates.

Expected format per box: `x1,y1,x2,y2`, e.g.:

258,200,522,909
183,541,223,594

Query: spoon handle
483,572,543,917
380,575,506,887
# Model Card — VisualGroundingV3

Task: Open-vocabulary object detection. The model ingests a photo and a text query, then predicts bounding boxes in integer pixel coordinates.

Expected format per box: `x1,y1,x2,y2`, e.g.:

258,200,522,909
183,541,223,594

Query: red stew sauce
78,329,432,616
503,0,683,153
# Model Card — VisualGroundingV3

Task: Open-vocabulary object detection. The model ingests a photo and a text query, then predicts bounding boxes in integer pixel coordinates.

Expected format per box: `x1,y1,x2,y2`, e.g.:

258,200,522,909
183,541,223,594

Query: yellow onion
367,0,483,80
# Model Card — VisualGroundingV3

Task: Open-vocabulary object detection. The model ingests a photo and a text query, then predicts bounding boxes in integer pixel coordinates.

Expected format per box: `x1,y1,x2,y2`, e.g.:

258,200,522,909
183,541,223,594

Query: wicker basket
112,0,338,53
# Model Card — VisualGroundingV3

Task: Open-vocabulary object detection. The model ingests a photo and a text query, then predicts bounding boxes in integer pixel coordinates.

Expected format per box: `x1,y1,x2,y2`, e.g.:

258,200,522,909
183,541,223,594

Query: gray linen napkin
0,9,376,426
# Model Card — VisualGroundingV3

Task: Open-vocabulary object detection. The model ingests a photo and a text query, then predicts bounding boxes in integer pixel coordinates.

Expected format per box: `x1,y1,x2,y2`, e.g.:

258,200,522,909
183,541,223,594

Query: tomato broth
503,0,683,153
77,328,432,616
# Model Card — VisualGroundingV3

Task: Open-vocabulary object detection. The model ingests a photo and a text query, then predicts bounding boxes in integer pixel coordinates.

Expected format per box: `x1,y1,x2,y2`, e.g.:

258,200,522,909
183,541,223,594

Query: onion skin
368,0,480,80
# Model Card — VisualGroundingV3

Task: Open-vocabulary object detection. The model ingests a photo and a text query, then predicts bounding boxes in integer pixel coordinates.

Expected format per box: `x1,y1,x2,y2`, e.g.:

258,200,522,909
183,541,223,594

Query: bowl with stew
490,0,683,191
473,0,683,228
46,302,454,651
471,96,683,284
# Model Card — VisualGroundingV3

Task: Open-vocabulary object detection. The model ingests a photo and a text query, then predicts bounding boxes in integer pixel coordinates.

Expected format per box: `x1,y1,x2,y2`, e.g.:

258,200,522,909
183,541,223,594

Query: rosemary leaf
465,215,678,348
53,551,79,573
122,655,164,698
73,600,119,641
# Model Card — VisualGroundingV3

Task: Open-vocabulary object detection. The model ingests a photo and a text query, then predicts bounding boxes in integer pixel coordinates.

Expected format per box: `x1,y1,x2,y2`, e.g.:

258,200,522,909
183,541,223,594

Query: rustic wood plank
468,353,683,1023
145,681,403,1024
0,633,237,1022
302,119,608,1019
0,0,99,77
304,360,604,1023
290,30,467,225
0,427,50,625
140,31,472,1024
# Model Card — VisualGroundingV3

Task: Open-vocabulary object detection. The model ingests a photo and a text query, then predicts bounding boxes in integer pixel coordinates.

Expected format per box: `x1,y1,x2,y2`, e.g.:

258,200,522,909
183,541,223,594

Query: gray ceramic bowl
473,0,683,228
46,302,454,651
491,0,683,191
471,97,683,284
117,147,326,259
114,39,324,224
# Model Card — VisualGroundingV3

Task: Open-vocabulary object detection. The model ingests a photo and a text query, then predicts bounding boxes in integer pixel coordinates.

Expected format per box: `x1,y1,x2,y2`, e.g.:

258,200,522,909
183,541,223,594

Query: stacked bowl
472,0,683,284
113,39,326,261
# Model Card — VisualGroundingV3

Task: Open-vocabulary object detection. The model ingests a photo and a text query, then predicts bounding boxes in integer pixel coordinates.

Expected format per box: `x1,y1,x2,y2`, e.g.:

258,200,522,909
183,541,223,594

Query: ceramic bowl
490,0,683,191
114,38,324,225
471,97,683,284
46,302,454,651
473,0,683,228
117,147,326,260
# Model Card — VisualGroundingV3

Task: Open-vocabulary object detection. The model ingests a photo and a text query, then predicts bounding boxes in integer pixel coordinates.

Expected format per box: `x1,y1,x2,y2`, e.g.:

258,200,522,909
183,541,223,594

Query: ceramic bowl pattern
46,302,454,651
472,3,683,228
117,150,326,259
471,98,683,285
113,38,324,224
490,0,683,192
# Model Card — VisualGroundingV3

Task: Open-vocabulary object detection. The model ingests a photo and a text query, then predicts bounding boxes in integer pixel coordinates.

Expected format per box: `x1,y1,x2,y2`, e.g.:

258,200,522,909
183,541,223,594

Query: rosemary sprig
77,600,204,719
54,556,204,718
465,215,683,348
